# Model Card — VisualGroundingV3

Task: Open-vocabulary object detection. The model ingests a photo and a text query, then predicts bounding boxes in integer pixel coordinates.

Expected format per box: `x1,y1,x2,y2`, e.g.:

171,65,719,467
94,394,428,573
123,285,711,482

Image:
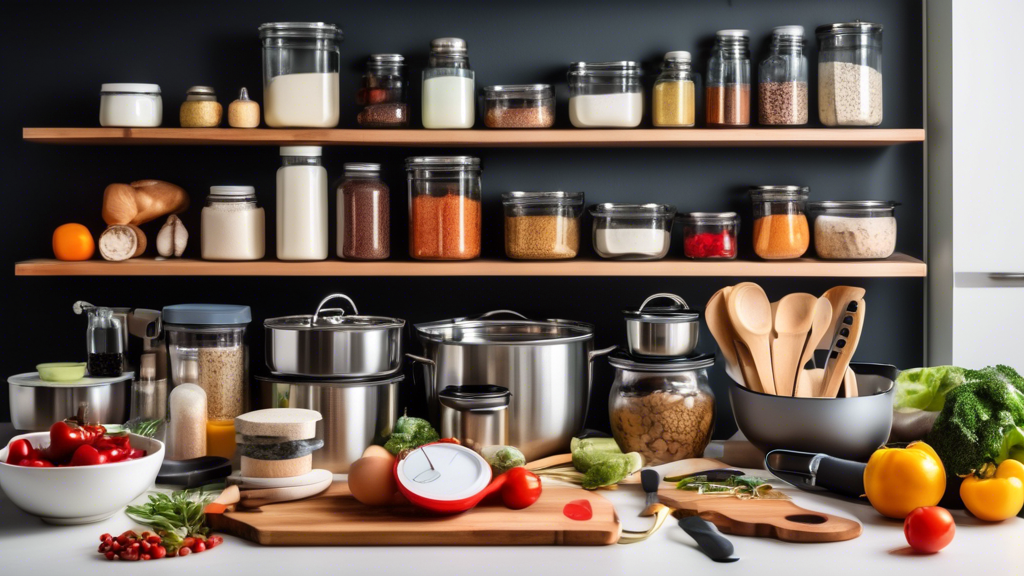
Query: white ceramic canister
276,146,328,260
99,83,163,127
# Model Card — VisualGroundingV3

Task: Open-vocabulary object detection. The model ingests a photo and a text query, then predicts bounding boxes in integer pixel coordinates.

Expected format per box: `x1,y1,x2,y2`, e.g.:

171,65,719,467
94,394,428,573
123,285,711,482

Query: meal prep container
483,84,555,128
807,200,899,260
439,385,511,453
589,203,676,260
502,191,584,260
411,310,614,461
623,293,701,357
255,373,403,473
8,372,132,431
265,294,404,378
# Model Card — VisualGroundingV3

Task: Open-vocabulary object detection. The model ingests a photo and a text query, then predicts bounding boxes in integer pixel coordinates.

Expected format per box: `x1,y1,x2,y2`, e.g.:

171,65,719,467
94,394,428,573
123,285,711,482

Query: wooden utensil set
707,284,866,398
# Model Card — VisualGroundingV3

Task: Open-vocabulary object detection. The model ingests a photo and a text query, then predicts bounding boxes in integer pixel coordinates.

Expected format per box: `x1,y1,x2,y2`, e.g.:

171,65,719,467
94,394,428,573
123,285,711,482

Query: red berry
181,537,194,548
111,540,121,552
99,533,111,542
141,541,151,552
146,535,162,544
193,541,206,553
151,545,166,559
141,554,151,561
104,551,116,561
178,546,191,557
98,543,107,553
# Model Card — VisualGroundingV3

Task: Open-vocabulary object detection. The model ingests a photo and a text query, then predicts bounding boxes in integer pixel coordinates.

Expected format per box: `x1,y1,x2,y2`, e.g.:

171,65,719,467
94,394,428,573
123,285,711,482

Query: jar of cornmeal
652,51,696,127
750,186,810,260
502,191,583,260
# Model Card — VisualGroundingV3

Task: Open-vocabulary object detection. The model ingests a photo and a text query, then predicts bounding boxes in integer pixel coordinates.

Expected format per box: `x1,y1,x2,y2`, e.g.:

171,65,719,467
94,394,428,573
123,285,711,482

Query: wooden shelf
22,127,925,148
15,254,926,277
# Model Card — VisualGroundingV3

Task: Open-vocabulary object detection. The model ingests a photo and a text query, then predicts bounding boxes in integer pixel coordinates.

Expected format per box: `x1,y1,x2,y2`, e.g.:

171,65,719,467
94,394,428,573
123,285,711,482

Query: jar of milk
277,147,328,260
201,186,266,261
259,22,343,128
422,38,474,129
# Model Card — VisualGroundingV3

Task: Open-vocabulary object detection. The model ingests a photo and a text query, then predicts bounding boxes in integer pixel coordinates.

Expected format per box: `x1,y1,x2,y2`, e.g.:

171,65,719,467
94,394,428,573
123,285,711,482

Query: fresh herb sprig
125,489,214,553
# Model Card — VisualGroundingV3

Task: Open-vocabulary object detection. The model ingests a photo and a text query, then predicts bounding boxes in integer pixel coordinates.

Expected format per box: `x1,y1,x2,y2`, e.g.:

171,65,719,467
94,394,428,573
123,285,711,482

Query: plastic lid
663,51,691,62
502,191,584,206
281,146,322,157
100,83,161,94
589,203,677,218
679,211,738,220
807,200,899,212
162,304,252,326
716,29,750,37
343,162,381,172
773,25,805,37
608,349,716,372
483,84,553,99
431,37,467,53
210,186,256,196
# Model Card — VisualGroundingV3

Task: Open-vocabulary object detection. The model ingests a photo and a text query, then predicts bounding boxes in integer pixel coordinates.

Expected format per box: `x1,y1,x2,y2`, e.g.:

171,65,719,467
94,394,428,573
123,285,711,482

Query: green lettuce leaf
894,366,966,412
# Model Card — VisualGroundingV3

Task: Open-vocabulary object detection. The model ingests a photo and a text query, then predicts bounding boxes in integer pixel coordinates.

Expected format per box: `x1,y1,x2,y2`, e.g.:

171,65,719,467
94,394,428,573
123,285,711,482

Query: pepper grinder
228,87,260,128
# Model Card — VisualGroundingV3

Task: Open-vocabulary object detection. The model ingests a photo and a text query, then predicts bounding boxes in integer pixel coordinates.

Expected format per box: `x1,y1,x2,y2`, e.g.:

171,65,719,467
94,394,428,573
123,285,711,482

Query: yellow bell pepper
864,441,947,519
960,460,1024,522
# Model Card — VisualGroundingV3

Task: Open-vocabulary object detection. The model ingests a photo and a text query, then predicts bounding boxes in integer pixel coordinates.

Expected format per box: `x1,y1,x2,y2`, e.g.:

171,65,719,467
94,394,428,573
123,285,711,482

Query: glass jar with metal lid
567,61,643,128
807,200,898,260
439,385,512,453
407,156,482,260
623,293,701,357
357,54,408,128
817,21,883,126
502,191,584,260
759,26,809,125
677,212,739,260
483,84,555,129
706,30,751,127
201,186,266,261
259,22,343,128
589,203,676,260
100,83,162,127
652,52,697,128
607,350,716,465
337,163,389,261
180,86,222,128
422,38,474,129
750,186,810,260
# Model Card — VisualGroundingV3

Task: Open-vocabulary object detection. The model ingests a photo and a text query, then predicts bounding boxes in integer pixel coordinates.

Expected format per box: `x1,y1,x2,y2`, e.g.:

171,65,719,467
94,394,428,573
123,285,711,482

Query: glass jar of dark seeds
483,84,555,128
357,54,408,128
337,163,390,260
758,25,809,126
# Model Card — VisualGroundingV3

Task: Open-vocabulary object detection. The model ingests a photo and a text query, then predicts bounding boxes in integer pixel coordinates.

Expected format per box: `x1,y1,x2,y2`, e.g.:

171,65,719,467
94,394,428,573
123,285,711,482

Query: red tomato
46,420,97,463
5,439,33,464
17,459,55,467
69,444,109,467
904,506,955,553
501,467,542,510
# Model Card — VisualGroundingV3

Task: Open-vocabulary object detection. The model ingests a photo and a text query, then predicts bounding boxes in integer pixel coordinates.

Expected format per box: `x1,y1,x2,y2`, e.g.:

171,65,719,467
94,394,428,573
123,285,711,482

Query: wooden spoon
797,367,856,399
727,283,776,395
821,299,866,398
793,297,833,397
817,286,867,350
771,293,818,397
708,286,762,392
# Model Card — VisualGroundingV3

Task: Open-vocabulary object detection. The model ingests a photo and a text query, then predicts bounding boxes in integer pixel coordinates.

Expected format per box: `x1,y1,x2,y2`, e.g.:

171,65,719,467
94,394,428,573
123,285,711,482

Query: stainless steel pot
438,385,511,453
255,373,403,473
265,294,405,378
624,293,700,357
410,310,614,461
9,372,132,431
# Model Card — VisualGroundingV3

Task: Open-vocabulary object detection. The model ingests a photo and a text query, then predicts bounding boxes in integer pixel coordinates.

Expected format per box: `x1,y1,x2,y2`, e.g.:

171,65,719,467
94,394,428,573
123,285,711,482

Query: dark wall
2,0,925,438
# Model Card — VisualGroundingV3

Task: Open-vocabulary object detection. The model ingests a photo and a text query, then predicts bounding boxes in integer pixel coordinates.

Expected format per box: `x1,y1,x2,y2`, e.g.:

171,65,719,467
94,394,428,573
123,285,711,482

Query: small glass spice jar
706,30,751,127
758,26,809,126
357,54,408,128
180,86,222,127
502,191,583,260
483,85,555,128
652,51,696,128
407,156,482,260
337,163,390,260
422,38,475,129
677,212,739,259
817,22,883,126
750,186,810,260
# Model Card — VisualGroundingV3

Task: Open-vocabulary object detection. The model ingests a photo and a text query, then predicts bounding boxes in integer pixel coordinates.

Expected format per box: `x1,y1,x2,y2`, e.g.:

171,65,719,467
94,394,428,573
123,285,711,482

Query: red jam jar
678,212,739,259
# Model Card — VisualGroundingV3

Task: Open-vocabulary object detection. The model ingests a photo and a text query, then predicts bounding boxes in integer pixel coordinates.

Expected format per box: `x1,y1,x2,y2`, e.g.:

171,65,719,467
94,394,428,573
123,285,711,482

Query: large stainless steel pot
624,293,700,357
265,294,405,378
254,373,403,473
410,310,614,461
9,372,132,431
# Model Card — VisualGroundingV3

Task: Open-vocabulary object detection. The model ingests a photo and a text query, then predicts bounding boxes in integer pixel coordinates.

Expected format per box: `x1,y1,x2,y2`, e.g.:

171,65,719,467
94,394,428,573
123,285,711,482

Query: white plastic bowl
0,432,164,524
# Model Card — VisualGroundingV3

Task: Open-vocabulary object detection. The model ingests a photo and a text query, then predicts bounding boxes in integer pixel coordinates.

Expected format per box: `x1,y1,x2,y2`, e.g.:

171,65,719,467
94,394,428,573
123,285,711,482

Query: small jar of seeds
758,26,809,125
180,86,223,127
337,163,390,260
502,191,583,260
483,84,555,128
357,54,408,128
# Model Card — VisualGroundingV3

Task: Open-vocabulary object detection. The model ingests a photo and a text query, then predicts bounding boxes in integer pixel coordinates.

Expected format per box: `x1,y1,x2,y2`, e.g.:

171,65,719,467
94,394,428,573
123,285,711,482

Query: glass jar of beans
406,156,482,260
677,212,739,259
502,191,584,260
758,26,808,125
483,84,555,128
750,186,810,260
337,163,390,260
357,54,408,128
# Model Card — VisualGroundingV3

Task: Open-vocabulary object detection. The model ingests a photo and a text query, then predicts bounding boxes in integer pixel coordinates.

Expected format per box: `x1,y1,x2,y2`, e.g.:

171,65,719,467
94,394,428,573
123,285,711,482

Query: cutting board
207,481,620,546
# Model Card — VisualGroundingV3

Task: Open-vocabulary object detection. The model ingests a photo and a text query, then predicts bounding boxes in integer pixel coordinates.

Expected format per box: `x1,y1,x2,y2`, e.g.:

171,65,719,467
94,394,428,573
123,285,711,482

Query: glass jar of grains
652,51,696,128
483,84,555,128
502,191,584,260
750,186,810,260
706,30,751,127
758,26,809,125
817,22,883,126
180,86,222,128
337,163,390,260
807,200,898,260
357,54,408,128
407,156,482,260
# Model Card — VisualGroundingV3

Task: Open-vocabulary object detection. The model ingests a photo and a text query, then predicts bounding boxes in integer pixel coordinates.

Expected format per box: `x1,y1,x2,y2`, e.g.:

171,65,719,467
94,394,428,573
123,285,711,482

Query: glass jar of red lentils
406,156,482,260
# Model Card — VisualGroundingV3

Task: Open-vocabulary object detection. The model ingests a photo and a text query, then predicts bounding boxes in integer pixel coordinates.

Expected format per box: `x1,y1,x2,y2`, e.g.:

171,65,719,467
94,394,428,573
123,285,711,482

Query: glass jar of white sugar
201,186,266,261
568,62,643,128
422,38,474,129
589,203,676,260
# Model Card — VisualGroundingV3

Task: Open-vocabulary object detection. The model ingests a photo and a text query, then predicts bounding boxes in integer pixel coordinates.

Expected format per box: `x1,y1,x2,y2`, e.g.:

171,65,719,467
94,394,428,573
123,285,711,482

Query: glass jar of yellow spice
652,51,696,128
180,86,222,127
750,186,810,260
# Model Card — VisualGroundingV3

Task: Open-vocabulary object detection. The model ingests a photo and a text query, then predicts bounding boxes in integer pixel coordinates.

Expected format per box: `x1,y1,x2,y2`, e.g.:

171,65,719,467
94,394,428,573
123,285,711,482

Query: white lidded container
99,83,162,127
277,146,328,260
567,62,643,128
201,186,266,261
259,22,343,128
589,203,676,260
422,38,474,129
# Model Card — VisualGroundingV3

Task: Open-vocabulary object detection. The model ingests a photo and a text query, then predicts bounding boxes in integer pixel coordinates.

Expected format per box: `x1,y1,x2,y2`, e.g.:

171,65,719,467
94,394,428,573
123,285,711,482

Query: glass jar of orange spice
407,156,482,260
750,186,810,260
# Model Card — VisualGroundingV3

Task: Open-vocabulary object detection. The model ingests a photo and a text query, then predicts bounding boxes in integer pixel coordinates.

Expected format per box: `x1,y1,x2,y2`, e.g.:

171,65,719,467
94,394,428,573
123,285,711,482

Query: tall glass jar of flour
277,147,328,260
422,38,474,129
816,22,883,126
259,22,343,128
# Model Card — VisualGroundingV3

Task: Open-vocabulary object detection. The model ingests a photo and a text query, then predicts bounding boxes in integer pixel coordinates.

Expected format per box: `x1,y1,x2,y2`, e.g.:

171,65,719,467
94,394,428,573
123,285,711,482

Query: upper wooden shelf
22,128,925,148
15,254,926,278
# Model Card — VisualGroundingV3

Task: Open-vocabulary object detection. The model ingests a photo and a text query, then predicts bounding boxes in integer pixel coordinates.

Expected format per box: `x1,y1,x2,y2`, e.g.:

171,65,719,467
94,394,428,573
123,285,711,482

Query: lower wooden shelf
14,254,926,277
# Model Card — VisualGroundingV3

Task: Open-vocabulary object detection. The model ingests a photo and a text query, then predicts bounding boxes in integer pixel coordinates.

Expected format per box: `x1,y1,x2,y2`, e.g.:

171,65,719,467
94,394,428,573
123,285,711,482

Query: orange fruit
52,223,95,261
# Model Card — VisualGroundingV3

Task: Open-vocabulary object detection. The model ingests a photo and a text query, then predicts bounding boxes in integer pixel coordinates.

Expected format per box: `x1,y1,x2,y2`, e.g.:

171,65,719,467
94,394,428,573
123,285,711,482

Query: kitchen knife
678,516,739,563
764,449,866,499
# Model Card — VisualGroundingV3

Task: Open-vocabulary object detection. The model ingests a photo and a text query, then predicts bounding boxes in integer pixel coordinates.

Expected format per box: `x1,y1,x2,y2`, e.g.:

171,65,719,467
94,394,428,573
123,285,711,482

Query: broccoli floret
482,445,526,474
383,411,439,455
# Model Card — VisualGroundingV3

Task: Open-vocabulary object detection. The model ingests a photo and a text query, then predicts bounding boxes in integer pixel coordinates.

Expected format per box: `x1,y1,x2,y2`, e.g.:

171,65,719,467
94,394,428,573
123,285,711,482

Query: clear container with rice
589,203,676,260
807,200,898,259
502,191,583,260
816,22,883,126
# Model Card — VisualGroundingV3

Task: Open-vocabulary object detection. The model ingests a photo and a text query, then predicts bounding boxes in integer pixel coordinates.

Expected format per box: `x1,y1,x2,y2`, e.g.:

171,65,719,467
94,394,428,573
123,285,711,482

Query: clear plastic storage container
259,22,343,128
568,62,643,128
338,163,390,260
706,30,751,127
807,200,898,260
759,26,809,125
652,52,696,128
357,54,408,128
407,156,482,260
422,38,474,129
678,212,739,260
502,191,584,260
750,186,810,260
817,22,883,126
589,203,676,260
483,84,555,129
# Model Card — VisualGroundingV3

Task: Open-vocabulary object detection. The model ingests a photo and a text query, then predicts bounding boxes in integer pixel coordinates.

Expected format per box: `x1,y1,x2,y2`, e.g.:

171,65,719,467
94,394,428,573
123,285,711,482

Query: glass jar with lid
677,212,739,260
483,85,555,129
407,156,482,260
567,62,643,128
817,22,883,126
807,200,899,260
589,203,676,260
502,191,584,260
652,52,696,128
259,22,343,128
759,26,809,126
706,30,751,127
180,86,222,128
607,350,716,466
357,54,408,128
338,163,390,260
201,186,266,261
422,38,474,129
750,186,810,260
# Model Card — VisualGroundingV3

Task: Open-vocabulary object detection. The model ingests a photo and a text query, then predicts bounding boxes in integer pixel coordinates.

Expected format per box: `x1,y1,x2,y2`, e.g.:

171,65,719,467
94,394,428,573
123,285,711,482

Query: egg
348,451,398,506
361,445,393,460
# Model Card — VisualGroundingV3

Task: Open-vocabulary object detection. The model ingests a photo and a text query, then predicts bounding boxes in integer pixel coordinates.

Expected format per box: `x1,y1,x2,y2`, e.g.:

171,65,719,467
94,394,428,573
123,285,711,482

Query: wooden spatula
771,293,818,397
820,299,866,398
817,286,866,350
727,283,776,394
794,297,832,397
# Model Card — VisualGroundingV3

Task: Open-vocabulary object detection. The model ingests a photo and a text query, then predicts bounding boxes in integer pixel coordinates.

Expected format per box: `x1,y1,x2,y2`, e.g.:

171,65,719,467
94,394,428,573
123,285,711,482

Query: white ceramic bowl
0,432,164,524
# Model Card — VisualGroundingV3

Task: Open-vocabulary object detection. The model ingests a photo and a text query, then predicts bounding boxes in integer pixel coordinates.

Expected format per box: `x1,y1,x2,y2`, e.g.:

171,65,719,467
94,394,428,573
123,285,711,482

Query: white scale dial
395,443,491,501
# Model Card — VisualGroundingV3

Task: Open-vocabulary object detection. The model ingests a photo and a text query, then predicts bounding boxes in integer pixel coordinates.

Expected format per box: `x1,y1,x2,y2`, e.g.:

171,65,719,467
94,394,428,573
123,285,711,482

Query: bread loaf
102,180,190,226
98,224,146,261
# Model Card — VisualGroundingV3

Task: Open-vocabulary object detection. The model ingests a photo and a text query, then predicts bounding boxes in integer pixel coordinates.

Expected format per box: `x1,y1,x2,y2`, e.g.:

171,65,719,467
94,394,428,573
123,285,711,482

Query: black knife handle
815,455,867,499
678,516,738,563
156,456,232,488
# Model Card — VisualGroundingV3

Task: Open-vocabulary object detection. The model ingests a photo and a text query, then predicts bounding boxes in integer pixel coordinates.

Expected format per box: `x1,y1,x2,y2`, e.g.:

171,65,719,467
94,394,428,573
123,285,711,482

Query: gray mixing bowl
729,363,897,462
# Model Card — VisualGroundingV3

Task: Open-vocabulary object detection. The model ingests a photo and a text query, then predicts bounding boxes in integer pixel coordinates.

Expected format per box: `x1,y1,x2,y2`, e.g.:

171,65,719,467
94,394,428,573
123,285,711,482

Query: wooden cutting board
208,482,620,546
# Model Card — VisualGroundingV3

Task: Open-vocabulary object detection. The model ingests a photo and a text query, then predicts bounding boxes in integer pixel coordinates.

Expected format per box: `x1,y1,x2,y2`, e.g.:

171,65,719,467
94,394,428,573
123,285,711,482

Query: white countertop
1,429,1022,576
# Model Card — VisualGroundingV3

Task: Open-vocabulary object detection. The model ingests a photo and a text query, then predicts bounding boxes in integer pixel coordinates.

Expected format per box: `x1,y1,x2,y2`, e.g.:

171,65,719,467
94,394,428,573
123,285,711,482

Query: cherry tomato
501,467,542,510
69,444,109,467
5,439,33,464
904,506,955,553
17,458,55,467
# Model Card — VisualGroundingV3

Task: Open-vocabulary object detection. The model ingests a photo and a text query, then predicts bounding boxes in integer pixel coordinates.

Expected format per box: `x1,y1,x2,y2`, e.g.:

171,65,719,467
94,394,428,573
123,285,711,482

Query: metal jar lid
483,84,553,100
750,185,809,201
807,200,899,211
589,203,677,218
259,22,343,41
815,21,883,36
405,156,481,171
343,162,381,173
677,211,738,221
623,293,700,324
100,83,161,95
502,191,583,206
368,54,404,65
608,349,716,372
568,61,642,76
430,37,467,54
264,294,405,331
439,385,512,412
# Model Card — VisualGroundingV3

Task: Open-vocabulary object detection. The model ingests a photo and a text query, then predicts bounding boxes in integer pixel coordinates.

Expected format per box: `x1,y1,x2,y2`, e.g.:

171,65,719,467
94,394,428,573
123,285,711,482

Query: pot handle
405,353,437,403
461,309,529,321
587,345,617,393
638,293,689,312
313,293,359,323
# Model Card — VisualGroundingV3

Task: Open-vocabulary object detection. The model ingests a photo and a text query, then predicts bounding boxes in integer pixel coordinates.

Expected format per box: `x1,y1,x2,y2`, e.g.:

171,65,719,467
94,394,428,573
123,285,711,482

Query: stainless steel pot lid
608,349,715,372
264,294,405,331
255,373,405,386
415,310,594,344
439,385,511,411
623,293,700,323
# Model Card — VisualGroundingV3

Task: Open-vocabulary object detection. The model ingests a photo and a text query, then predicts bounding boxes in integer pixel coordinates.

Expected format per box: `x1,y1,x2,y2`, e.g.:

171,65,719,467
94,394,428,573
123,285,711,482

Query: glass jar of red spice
677,212,739,259
406,156,482,260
